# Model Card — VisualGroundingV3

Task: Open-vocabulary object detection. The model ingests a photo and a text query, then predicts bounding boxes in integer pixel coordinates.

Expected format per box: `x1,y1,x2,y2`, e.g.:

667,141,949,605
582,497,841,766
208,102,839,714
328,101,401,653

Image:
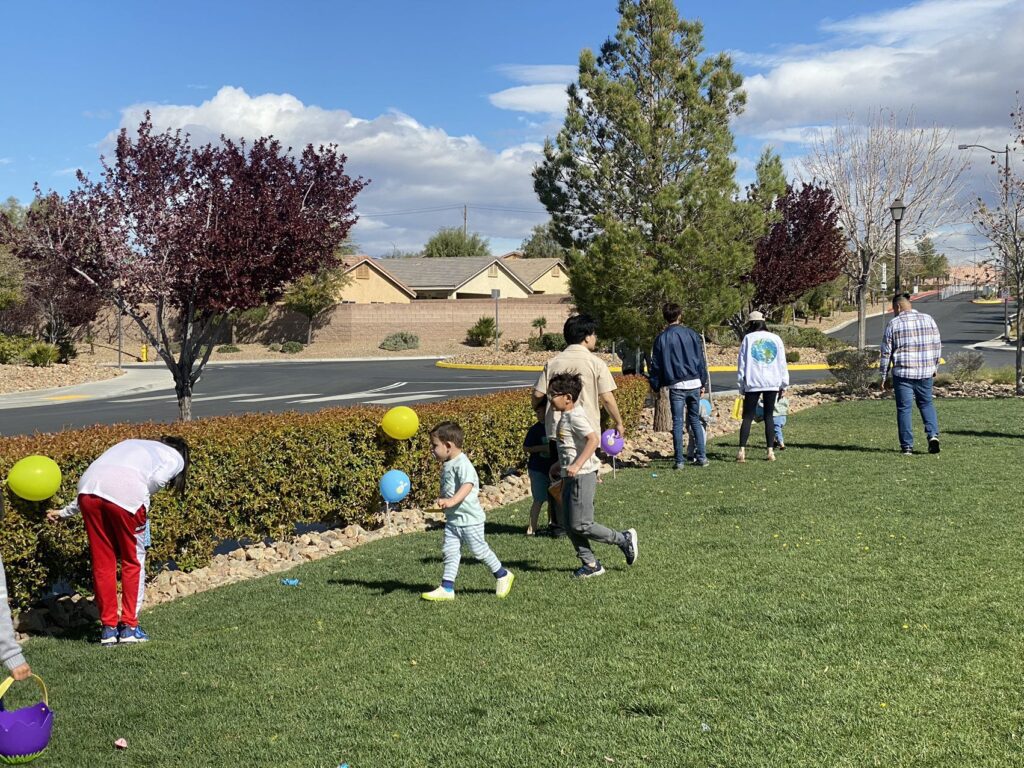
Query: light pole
890,197,905,296
959,143,1012,339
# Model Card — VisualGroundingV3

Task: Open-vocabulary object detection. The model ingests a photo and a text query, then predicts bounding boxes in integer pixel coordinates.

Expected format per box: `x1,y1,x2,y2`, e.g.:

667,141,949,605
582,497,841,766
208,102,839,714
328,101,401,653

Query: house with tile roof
500,254,569,295
376,256,535,299
336,256,418,303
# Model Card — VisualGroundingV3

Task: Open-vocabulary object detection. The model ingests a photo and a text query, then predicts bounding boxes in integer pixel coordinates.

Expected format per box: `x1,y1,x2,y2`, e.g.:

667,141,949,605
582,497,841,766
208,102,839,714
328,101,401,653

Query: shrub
0,375,649,611
0,334,31,365
216,344,241,354
23,342,59,367
826,349,879,393
527,332,565,352
466,317,501,346
267,343,282,352
379,331,420,352
948,351,984,383
933,373,955,387
981,365,1016,385
785,350,801,364
771,325,849,353
280,341,304,354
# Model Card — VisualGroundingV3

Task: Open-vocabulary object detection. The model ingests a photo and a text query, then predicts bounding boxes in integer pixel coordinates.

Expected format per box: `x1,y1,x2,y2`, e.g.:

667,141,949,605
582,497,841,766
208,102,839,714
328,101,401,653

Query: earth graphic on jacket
751,338,778,364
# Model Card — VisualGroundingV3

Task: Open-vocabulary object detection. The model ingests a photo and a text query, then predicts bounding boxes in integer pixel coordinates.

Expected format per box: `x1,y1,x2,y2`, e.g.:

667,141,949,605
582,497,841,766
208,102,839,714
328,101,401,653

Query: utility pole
463,204,468,237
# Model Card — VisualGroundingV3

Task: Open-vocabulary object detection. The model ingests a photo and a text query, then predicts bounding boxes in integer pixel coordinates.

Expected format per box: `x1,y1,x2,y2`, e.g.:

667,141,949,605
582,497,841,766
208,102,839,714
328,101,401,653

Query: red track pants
79,494,147,628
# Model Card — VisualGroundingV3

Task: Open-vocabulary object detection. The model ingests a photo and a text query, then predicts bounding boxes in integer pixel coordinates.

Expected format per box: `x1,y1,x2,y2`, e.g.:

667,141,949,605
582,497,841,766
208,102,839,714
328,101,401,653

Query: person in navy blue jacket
649,303,711,468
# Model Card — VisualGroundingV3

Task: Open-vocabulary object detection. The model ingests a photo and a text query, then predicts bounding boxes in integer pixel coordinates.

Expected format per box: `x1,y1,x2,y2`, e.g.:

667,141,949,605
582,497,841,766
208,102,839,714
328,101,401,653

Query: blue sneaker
99,625,119,646
118,625,150,644
572,562,606,579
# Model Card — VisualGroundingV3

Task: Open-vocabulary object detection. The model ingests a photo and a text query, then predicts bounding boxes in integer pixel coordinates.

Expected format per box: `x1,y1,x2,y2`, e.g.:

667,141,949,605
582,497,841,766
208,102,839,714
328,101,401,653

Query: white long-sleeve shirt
59,439,185,517
737,331,790,393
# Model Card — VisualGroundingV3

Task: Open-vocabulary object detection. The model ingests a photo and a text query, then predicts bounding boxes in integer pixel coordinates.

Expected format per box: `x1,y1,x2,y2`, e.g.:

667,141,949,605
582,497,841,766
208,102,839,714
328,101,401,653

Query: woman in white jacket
736,312,790,462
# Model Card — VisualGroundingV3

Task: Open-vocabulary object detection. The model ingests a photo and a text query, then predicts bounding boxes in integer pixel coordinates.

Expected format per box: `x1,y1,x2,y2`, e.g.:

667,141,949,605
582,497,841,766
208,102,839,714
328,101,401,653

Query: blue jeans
669,387,705,464
893,375,939,450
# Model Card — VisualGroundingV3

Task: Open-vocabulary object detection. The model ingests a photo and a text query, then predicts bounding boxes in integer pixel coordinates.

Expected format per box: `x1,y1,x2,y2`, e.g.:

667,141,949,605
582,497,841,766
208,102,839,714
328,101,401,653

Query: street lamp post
890,197,906,296
958,143,1012,340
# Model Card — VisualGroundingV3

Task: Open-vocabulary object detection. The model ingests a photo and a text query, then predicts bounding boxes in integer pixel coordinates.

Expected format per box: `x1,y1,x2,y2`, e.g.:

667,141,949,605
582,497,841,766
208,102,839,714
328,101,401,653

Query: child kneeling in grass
547,372,638,578
421,421,514,601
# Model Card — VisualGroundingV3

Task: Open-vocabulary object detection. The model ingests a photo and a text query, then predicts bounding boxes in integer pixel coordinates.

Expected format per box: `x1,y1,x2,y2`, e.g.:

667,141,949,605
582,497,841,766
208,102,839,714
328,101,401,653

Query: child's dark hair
547,371,583,401
662,302,682,323
563,314,598,345
429,421,464,448
534,395,547,412
159,435,190,496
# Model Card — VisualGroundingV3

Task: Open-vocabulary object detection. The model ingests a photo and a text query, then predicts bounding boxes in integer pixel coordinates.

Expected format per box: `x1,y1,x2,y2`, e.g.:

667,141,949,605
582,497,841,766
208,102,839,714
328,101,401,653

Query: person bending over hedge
47,437,190,646
0,495,32,681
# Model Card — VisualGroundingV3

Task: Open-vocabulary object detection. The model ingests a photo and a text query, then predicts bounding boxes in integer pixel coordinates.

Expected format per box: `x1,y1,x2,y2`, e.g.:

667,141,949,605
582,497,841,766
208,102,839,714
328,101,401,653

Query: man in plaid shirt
880,294,942,455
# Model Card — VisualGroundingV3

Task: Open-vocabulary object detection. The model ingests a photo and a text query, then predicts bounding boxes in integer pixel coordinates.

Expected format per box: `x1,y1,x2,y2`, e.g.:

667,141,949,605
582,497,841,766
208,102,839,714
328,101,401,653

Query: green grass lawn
18,398,1024,767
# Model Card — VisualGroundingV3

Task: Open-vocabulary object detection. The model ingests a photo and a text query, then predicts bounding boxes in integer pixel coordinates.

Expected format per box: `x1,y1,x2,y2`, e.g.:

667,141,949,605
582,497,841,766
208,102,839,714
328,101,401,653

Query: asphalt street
0,292,1010,436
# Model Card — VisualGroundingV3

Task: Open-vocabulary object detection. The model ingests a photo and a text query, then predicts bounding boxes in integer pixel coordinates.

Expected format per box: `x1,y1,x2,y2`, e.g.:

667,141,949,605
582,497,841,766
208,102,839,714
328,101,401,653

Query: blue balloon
379,470,411,504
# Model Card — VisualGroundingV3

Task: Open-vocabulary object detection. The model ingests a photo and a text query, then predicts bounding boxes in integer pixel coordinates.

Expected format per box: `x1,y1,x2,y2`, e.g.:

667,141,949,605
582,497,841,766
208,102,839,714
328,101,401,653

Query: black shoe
690,458,710,467
928,437,940,454
901,447,914,456
539,525,567,538
619,528,638,566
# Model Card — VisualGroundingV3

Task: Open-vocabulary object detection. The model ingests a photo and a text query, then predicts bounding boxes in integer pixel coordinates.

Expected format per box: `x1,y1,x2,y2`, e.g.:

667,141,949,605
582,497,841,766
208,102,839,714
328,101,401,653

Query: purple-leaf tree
751,182,846,315
32,115,367,419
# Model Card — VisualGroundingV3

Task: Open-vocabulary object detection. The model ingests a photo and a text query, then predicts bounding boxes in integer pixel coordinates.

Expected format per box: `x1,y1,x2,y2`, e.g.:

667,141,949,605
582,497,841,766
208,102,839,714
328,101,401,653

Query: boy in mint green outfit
421,421,514,601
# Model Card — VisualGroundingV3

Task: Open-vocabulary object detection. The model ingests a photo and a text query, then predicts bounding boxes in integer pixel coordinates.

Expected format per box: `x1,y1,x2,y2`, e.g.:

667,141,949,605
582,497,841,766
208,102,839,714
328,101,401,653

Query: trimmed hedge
0,375,649,611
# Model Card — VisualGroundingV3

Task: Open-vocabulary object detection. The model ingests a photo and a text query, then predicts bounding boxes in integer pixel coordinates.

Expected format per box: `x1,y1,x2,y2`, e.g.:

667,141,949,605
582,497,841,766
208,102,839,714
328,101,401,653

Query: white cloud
53,167,79,176
488,84,570,114
113,86,547,256
737,0,1024,133
0,158,12,166
489,63,575,116
496,65,577,84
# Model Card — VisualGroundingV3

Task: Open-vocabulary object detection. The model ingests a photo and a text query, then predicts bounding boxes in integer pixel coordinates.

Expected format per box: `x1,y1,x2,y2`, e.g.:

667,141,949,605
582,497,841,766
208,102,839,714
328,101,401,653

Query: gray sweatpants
560,471,625,566
442,522,502,583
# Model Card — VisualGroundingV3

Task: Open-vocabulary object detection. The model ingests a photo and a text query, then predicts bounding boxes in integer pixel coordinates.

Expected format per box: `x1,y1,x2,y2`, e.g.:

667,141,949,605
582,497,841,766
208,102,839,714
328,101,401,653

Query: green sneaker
421,586,455,601
496,571,515,599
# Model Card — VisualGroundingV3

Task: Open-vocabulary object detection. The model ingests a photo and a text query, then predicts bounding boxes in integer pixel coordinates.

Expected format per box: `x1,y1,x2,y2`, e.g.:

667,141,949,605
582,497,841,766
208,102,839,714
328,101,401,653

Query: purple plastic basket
0,675,53,764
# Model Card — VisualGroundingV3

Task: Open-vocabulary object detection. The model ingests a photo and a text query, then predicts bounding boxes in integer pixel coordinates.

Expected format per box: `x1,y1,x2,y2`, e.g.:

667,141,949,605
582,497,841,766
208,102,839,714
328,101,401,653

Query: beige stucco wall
527,264,570,295
456,266,531,299
337,267,412,304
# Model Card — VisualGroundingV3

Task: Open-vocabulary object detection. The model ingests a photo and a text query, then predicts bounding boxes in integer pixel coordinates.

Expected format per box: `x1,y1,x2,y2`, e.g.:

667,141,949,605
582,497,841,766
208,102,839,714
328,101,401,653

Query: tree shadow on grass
787,442,893,454
327,578,433,595
416,555,561,573
946,429,1023,439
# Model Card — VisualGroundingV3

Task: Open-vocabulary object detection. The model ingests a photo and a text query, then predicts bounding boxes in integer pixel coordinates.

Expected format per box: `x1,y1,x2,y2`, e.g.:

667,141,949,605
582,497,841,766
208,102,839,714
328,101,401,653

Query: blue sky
2,0,1021,258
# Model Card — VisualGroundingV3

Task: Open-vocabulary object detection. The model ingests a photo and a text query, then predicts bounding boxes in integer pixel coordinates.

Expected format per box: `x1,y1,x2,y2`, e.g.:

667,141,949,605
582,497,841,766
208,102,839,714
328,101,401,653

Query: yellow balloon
381,406,419,440
7,455,62,502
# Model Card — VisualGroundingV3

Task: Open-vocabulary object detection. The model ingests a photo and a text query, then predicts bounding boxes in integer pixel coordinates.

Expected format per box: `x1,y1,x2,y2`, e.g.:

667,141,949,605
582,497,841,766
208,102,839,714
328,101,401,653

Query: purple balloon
600,429,624,456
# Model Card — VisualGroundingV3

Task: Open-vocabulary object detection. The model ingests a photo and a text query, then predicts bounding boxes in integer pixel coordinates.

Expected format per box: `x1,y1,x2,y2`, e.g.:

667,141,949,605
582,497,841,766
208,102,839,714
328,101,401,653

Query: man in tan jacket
532,314,625,536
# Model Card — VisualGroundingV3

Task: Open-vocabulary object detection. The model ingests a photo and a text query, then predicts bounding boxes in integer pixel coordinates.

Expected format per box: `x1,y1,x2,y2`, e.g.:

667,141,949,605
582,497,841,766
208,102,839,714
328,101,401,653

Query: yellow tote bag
730,396,743,420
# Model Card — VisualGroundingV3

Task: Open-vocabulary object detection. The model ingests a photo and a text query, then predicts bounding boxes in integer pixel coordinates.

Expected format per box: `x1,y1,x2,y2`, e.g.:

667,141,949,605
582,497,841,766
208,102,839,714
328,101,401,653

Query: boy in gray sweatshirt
0,496,32,681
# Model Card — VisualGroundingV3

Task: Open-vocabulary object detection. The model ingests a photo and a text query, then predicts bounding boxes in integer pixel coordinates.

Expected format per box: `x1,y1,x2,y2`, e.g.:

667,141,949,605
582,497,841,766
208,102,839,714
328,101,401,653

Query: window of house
551,266,560,277
488,264,499,278
356,264,370,280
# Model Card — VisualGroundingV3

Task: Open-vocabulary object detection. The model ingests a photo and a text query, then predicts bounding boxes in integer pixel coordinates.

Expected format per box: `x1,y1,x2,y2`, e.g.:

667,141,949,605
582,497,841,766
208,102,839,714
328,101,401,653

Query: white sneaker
495,571,515,599
421,586,455,601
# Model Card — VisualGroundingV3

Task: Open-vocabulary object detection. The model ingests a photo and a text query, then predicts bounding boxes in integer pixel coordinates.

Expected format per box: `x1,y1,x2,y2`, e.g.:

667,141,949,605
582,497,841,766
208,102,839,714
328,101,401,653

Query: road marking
293,382,406,403
43,395,90,401
191,393,261,402
234,394,320,403
112,392,261,404
111,392,177,403
367,394,447,405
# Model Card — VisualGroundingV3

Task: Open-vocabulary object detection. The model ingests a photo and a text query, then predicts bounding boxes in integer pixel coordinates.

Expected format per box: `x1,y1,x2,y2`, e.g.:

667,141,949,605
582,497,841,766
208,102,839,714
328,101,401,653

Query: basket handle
0,674,48,706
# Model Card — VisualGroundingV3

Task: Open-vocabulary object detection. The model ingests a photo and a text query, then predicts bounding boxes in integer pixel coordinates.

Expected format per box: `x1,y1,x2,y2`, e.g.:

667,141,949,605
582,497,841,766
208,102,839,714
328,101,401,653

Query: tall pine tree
534,0,755,344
